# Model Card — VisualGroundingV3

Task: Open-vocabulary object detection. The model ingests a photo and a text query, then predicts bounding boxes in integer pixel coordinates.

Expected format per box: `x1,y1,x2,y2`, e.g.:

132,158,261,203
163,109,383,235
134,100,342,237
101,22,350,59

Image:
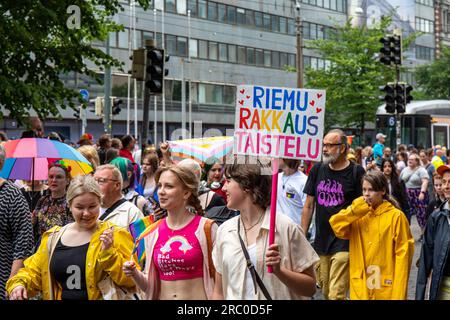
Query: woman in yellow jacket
329,170,414,300
6,174,138,300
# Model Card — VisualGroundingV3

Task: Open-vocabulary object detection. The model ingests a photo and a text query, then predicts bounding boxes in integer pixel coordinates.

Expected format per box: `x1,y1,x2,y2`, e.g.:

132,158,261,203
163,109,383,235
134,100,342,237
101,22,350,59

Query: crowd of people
0,118,450,300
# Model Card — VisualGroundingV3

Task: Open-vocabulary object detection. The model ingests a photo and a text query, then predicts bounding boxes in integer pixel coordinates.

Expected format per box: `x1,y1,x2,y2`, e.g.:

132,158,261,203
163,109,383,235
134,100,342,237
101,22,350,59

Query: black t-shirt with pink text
304,162,365,255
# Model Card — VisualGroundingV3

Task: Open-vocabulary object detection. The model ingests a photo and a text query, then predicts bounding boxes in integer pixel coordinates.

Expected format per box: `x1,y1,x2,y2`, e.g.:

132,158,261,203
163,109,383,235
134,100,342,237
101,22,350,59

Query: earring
185,206,196,214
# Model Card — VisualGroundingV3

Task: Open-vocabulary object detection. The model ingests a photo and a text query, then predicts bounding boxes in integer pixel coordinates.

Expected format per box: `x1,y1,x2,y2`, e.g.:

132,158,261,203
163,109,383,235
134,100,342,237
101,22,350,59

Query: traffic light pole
104,34,112,134
395,63,401,147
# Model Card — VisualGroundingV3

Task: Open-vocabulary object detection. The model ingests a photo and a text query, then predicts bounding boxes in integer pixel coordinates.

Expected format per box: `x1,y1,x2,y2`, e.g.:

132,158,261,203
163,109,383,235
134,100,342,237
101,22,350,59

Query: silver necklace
282,173,294,190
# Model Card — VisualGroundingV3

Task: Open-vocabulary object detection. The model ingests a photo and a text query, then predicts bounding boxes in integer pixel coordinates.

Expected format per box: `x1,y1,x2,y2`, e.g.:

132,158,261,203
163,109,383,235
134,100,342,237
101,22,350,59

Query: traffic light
145,48,169,94
379,34,402,66
405,84,413,104
112,98,123,115
394,83,406,113
94,97,104,116
379,83,396,113
73,105,81,119
130,48,146,81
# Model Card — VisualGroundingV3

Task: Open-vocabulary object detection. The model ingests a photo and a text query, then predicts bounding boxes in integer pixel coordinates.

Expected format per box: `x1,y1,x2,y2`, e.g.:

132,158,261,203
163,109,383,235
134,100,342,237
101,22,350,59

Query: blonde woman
123,165,217,299
7,175,137,300
78,145,100,171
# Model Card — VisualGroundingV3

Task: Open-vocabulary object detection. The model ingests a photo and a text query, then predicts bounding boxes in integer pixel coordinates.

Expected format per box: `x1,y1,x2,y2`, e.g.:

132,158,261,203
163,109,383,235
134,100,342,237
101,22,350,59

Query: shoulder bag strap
203,218,216,278
47,224,70,300
99,198,128,221
237,219,272,300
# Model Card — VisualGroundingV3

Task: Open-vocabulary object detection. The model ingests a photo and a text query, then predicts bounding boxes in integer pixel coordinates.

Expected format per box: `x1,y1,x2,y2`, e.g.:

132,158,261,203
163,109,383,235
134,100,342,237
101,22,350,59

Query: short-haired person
97,134,112,165
93,165,143,229
373,133,386,167
301,129,365,300
6,175,137,300
330,171,414,300
123,165,217,299
212,162,319,300
119,135,136,163
277,158,308,225
416,164,450,300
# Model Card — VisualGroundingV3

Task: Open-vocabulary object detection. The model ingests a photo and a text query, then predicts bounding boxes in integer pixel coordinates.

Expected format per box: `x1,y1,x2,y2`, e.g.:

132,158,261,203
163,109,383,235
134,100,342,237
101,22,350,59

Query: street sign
80,89,89,102
388,116,396,127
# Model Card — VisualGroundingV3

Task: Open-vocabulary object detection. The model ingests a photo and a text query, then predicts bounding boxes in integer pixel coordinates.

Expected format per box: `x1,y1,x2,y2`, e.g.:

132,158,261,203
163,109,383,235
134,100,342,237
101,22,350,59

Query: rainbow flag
129,216,155,262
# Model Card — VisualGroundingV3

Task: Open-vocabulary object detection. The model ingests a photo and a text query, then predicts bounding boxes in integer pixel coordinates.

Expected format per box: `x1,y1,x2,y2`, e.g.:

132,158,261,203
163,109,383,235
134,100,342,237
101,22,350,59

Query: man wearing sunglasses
301,129,365,300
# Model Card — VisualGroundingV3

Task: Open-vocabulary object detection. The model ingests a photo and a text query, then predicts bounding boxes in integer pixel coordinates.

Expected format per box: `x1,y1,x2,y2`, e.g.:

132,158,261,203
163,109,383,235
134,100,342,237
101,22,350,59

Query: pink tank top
153,215,204,281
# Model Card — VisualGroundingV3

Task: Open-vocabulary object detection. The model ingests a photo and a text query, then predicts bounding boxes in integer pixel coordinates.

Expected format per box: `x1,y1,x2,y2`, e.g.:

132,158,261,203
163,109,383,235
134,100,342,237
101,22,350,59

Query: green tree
0,0,151,127
301,17,413,144
414,46,450,99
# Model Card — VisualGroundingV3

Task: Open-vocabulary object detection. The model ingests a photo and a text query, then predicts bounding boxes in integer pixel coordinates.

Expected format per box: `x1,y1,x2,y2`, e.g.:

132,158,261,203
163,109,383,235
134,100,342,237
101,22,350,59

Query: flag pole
268,157,279,273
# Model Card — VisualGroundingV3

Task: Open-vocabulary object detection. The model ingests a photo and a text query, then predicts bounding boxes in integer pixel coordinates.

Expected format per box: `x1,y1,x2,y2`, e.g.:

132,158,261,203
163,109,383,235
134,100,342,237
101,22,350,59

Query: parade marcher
212,161,318,300
119,135,136,163
400,153,429,232
93,164,143,229
137,153,159,202
32,162,73,246
372,133,386,167
416,164,450,300
420,149,436,204
123,165,217,300
203,157,227,202
111,138,122,150
330,171,414,300
276,158,308,225
77,133,94,147
77,145,100,171
425,172,446,221
431,147,445,170
105,148,119,164
110,157,149,216
6,174,137,300
383,147,393,162
20,180,48,212
97,133,112,165
0,145,33,300
382,158,411,223
301,129,365,300
395,151,408,174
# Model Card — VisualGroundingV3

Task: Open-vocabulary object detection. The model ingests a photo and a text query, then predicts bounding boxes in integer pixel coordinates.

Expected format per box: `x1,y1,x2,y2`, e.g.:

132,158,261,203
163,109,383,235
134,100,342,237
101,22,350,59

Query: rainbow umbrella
168,136,233,164
0,138,93,180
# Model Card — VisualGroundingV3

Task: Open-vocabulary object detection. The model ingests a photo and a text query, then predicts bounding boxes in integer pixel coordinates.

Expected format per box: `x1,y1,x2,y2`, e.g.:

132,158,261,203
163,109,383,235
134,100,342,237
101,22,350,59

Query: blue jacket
416,201,450,300
372,143,384,166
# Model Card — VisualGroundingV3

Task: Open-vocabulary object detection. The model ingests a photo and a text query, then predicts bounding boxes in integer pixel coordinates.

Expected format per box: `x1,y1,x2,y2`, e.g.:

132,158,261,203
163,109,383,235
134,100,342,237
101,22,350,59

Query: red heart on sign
317,93,323,99
239,100,244,105
310,100,315,107
240,89,245,94
246,95,250,99
316,108,322,113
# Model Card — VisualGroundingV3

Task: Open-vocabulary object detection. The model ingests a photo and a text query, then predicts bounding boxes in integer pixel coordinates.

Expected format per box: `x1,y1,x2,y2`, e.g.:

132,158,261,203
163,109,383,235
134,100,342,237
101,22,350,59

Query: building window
415,0,434,7
263,13,271,31
415,17,434,33
237,8,245,25
237,46,246,64
118,30,129,48
288,18,295,35
189,39,198,58
272,51,280,68
166,35,177,56
165,0,176,13
177,0,187,14
416,45,435,60
199,40,208,59
247,48,255,65
155,0,164,11
288,53,296,67
177,36,187,57
187,0,197,17
279,17,287,34
255,12,263,28
246,10,255,26
198,0,207,19
280,52,288,68
228,44,237,62
227,6,236,24
218,4,226,23
199,83,223,104
255,49,264,66
271,15,279,32
264,51,271,67
208,1,217,21
209,41,218,60
224,86,235,105
219,43,228,61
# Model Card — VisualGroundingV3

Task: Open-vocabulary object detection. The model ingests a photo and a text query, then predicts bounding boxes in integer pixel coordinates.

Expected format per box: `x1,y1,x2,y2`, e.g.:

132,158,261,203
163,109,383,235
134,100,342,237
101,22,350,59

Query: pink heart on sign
316,108,322,113
310,100,315,107
246,95,250,99
239,100,244,106
317,93,323,99
240,89,245,94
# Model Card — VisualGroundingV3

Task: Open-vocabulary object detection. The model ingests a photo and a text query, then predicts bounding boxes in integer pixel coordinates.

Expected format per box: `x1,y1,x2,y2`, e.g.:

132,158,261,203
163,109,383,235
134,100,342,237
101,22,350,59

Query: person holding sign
212,162,319,300
301,129,365,300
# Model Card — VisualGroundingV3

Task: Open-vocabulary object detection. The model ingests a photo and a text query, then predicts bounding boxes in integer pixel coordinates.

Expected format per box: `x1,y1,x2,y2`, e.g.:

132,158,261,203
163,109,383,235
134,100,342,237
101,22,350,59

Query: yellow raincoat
329,196,414,300
6,221,138,300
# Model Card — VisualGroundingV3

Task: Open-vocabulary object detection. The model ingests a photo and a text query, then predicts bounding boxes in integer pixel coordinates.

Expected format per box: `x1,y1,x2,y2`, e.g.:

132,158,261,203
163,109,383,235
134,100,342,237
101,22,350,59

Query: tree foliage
303,17,413,134
0,0,151,127
414,46,450,100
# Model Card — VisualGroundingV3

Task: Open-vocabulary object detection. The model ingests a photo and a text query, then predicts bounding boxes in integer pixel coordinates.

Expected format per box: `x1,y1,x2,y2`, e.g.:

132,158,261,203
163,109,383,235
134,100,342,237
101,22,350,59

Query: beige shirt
212,209,319,300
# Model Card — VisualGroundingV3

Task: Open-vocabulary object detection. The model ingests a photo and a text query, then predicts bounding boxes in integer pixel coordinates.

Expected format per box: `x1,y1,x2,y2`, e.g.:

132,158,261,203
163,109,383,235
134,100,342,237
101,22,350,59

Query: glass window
255,49,264,66
209,42,218,60
304,56,311,68
224,86,235,105
317,25,324,39
318,58,325,69
317,0,324,7
255,12,263,28
165,0,176,13
271,15,279,32
246,10,255,26
199,84,223,104
155,0,164,10
310,23,317,39
118,30,129,48
228,44,237,62
143,31,155,45
177,0,187,14
263,14,271,30
303,22,310,39
323,0,330,9
177,36,187,57
208,2,217,21
166,34,177,56
280,52,288,68
187,0,197,17
264,51,271,67
330,0,337,11
247,48,255,65
237,46,246,64
337,0,345,13
218,4,226,22
279,17,287,34
189,38,198,58
156,33,163,47
199,40,208,58
237,8,245,24
288,18,295,35
227,6,236,24
219,43,227,61
272,51,280,68
198,0,207,19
